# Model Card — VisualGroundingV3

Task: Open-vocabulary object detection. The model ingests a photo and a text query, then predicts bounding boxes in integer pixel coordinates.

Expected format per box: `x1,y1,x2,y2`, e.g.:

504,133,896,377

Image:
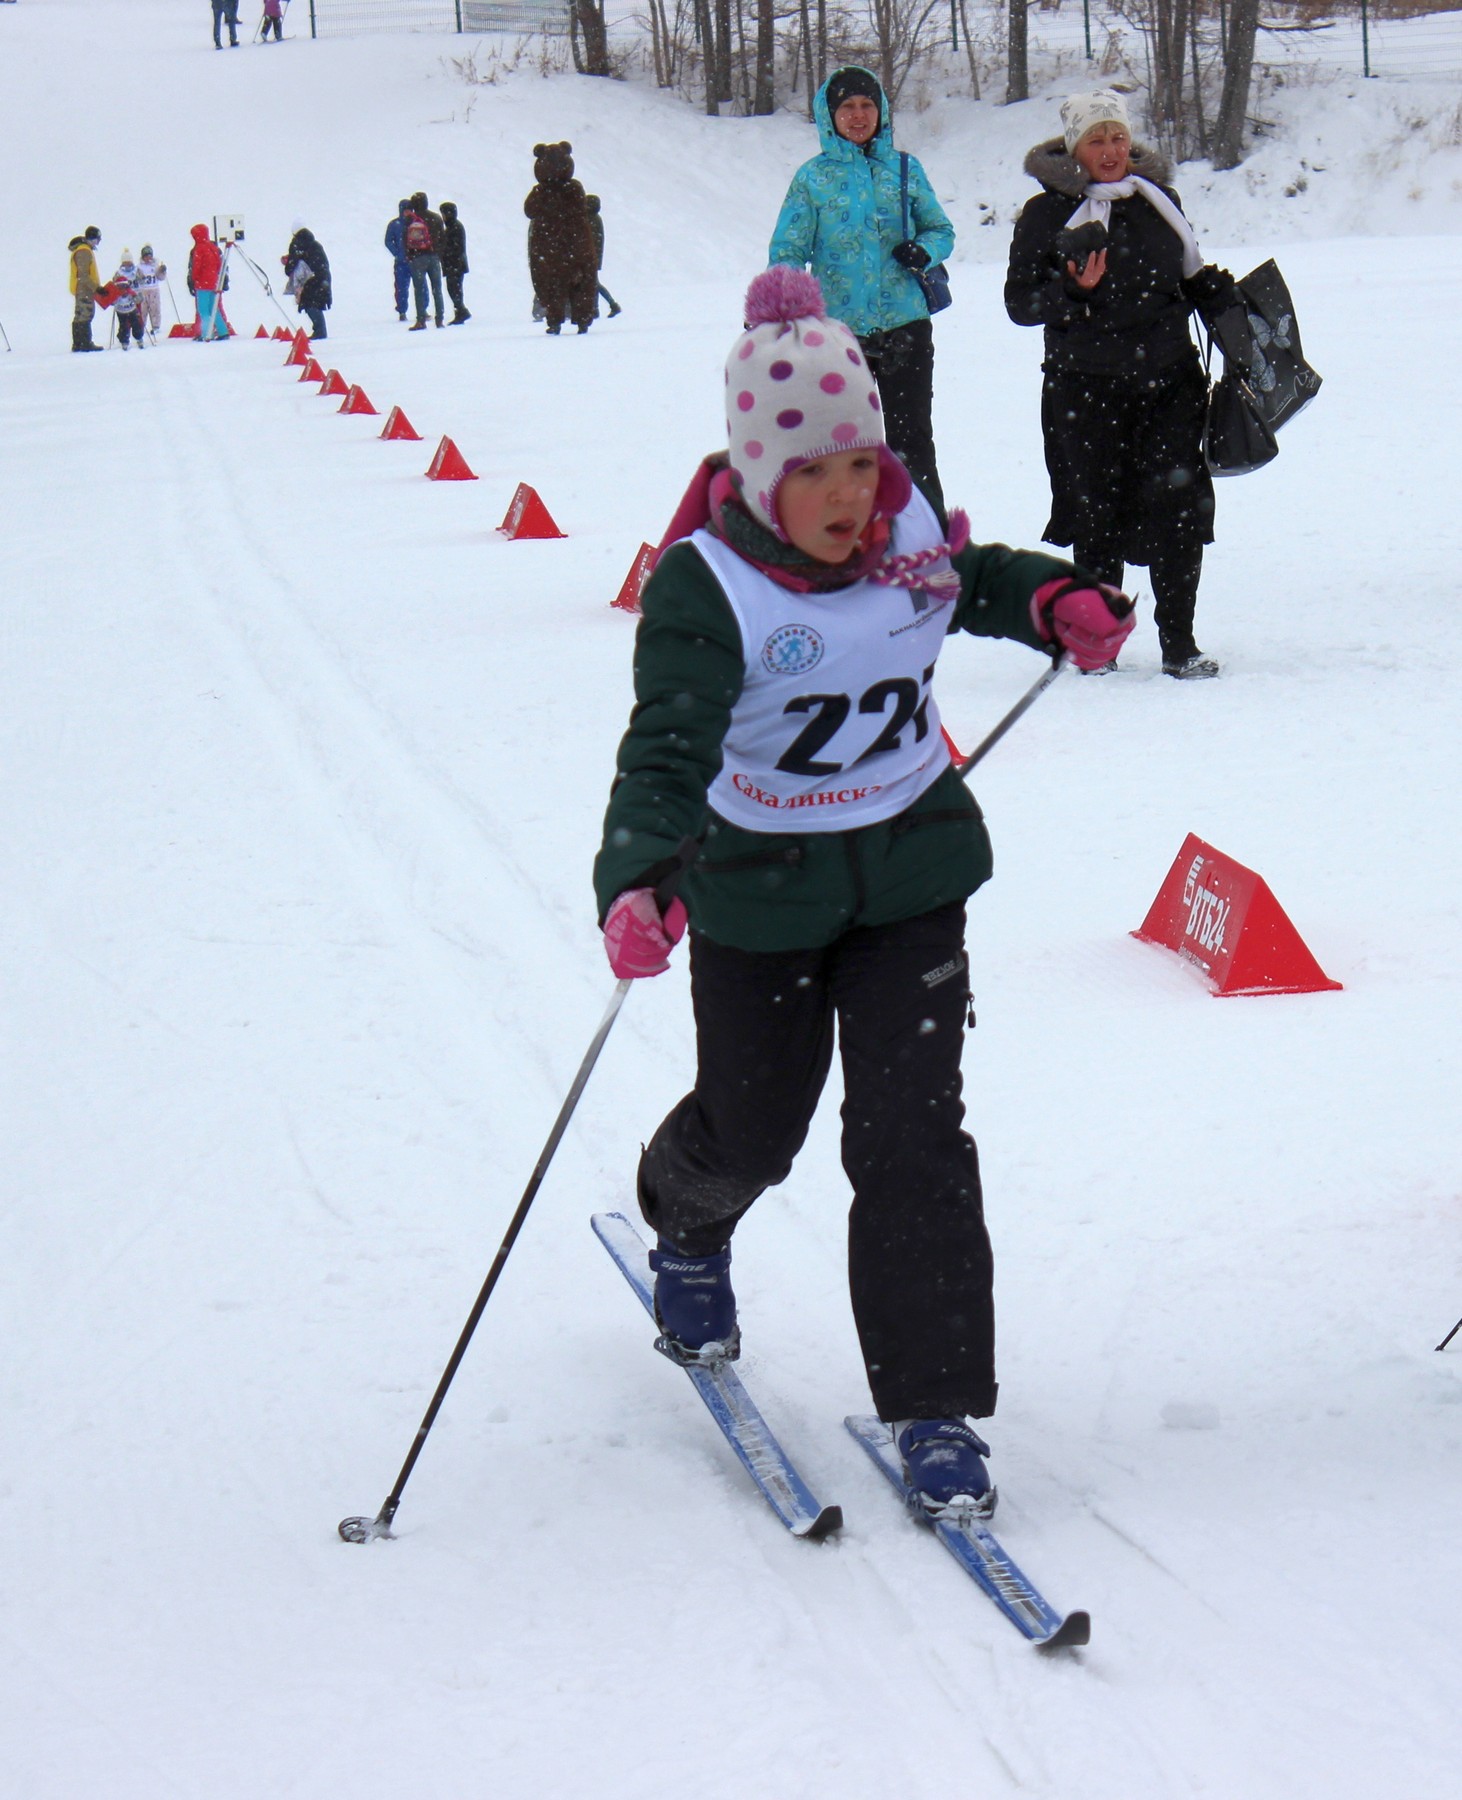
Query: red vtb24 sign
1132,833,1342,997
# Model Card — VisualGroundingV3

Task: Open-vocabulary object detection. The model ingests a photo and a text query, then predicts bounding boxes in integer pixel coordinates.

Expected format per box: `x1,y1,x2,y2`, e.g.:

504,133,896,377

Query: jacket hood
190,223,213,244
812,69,896,165
440,201,457,219
1023,137,1174,199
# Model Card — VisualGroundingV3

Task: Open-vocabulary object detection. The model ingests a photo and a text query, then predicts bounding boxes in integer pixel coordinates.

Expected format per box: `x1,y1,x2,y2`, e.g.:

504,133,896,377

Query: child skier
136,245,167,340
593,268,1134,1520
111,253,147,351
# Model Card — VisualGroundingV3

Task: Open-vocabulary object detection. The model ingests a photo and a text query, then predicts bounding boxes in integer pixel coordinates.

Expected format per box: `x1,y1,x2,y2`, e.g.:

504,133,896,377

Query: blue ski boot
648,1240,739,1365
896,1419,996,1522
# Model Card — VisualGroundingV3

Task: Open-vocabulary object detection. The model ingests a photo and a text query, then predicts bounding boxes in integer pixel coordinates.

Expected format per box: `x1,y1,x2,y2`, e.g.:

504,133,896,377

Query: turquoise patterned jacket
768,70,955,339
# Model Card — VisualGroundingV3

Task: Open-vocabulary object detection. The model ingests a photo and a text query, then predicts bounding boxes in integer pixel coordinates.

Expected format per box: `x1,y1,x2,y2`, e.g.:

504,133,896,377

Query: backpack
404,214,432,257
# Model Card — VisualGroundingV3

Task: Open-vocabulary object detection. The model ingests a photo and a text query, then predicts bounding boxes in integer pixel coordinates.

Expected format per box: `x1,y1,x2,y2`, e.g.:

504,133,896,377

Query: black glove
891,240,930,271
1052,220,1108,275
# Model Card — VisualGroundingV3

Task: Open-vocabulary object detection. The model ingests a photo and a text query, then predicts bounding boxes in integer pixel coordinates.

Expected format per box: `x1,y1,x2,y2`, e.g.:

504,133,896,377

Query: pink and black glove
1031,577,1136,672
603,888,689,980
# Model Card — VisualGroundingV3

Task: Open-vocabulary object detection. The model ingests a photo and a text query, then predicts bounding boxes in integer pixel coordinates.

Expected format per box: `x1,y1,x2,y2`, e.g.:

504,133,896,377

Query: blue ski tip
593,1211,842,1542
844,1414,1088,1649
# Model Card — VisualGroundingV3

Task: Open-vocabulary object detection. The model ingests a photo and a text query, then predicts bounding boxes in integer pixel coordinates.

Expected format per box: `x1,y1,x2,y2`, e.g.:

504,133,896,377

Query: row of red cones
276,326,565,539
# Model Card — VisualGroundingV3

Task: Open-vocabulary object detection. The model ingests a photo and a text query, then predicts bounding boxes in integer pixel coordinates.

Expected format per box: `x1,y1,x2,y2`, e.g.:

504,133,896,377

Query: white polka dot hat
726,267,890,541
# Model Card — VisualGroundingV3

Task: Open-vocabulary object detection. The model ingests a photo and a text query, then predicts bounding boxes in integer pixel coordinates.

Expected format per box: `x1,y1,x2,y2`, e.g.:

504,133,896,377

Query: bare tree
867,0,946,104
1211,0,1258,168
754,0,776,112
1006,0,1028,103
570,0,612,74
956,0,981,99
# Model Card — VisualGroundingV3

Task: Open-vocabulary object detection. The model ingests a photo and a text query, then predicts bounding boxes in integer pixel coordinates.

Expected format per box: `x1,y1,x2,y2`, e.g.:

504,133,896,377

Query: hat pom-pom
744,266,826,329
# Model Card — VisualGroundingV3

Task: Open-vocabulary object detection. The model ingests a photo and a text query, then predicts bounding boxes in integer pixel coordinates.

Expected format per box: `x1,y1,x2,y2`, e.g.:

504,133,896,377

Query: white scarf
1066,174,1204,278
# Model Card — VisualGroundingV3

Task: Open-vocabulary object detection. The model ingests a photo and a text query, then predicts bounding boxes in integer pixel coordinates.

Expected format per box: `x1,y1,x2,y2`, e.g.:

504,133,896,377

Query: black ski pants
859,316,945,524
638,902,996,1422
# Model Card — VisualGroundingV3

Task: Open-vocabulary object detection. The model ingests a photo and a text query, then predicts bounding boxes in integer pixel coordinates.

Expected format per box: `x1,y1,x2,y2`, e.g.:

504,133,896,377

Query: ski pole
339,844,697,1544
1437,1314,1462,1353
0,318,11,352
165,275,182,323
955,651,1068,779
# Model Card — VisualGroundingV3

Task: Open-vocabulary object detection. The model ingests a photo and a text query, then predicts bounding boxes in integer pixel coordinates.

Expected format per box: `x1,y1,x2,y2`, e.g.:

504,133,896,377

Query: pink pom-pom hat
726,268,906,541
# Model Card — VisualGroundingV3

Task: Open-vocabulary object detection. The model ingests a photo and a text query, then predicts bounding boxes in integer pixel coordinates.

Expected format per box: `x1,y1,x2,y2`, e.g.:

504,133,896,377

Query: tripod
217,238,295,335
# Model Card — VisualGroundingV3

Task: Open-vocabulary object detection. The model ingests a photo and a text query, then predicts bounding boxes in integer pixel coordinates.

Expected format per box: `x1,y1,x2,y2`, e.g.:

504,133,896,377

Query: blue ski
845,1415,1089,1649
592,1212,842,1541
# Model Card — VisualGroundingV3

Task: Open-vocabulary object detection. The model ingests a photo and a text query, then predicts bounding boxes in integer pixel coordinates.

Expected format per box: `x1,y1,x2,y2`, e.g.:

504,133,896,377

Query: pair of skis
593,1212,1089,1652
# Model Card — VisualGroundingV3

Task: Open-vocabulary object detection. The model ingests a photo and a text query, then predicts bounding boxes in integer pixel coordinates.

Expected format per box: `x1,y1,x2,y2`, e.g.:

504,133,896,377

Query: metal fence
1267,2,1462,78
301,0,572,36
299,0,1462,75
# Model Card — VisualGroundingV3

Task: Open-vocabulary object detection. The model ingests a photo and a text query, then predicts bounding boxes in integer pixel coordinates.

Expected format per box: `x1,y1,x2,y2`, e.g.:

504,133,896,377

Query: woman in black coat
284,226,332,342
1005,91,1234,678
439,201,470,325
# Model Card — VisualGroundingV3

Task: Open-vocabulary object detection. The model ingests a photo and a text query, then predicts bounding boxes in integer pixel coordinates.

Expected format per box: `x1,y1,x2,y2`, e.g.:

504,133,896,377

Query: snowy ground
4,3,1462,1796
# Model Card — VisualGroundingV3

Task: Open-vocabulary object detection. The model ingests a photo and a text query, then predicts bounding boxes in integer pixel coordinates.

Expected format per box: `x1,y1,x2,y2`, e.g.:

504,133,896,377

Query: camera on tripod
213,215,247,245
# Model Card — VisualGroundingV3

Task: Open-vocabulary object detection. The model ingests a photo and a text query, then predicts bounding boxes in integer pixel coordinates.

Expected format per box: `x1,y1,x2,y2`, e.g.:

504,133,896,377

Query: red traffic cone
425,435,478,481
299,357,326,384
168,322,193,338
254,324,269,339
379,405,421,442
339,385,378,416
285,329,310,365
1132,833,1343,997
319,368,349,397
273,325,292,341
610,542,656,613
498,482,565,540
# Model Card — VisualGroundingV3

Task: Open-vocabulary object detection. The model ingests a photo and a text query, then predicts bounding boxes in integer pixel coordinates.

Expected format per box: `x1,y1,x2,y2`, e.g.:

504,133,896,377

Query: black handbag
899,154,951,315
1203,349,1279,477
1202,260,1320,476
1235,259,1322,434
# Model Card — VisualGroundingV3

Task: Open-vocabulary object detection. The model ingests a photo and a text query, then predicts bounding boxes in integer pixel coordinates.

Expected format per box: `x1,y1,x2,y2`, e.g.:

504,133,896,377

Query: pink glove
1031,578,1136,672
603,889,688,979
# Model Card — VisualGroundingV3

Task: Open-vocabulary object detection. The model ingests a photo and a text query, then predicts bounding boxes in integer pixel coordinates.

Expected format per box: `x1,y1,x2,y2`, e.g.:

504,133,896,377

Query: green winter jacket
768,70,955,340
593,535,1075,954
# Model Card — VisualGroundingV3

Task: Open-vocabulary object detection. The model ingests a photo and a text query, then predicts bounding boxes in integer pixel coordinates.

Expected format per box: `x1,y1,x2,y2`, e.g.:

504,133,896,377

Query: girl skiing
136,245,167,340
593,268,1134,1519
110,253,146,350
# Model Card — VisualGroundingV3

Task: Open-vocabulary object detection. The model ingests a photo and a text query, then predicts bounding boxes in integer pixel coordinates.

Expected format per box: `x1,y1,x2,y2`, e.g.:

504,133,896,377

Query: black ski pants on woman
860,317,945,524
637,902,996,1422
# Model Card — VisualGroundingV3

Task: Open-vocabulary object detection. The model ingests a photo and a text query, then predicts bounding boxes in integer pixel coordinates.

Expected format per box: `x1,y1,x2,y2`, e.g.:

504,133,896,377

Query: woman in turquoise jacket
769,67,955,517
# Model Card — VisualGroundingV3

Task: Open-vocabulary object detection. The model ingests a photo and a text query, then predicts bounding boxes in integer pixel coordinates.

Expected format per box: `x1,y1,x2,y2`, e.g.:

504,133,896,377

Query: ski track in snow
4,3,1462,1796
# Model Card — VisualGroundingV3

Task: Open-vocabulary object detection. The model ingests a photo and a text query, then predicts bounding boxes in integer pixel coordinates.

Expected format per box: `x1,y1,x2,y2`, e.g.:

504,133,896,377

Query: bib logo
762,624,824,676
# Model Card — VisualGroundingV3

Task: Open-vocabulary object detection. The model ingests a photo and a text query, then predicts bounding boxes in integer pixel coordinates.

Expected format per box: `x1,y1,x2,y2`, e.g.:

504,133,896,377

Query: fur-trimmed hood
1022,137,1174,200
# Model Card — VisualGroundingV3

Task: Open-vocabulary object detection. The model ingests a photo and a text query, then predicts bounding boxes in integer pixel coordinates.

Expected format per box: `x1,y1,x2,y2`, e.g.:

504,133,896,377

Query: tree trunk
1211,0,1258,169
1006,0,1028,103
573,0,611,75
754,0,776,113
714,0,734,99
957,0,980,99
695,0,719,112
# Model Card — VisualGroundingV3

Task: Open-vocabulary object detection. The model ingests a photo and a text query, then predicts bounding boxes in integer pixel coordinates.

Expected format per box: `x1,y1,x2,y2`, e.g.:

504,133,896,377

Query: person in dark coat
1005,89,1236,679
283,225,332,341
211,0,240,47
403,191,444,330
384,200,411,322
439,200,470,325
585,194,621,319
523,142,598,336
